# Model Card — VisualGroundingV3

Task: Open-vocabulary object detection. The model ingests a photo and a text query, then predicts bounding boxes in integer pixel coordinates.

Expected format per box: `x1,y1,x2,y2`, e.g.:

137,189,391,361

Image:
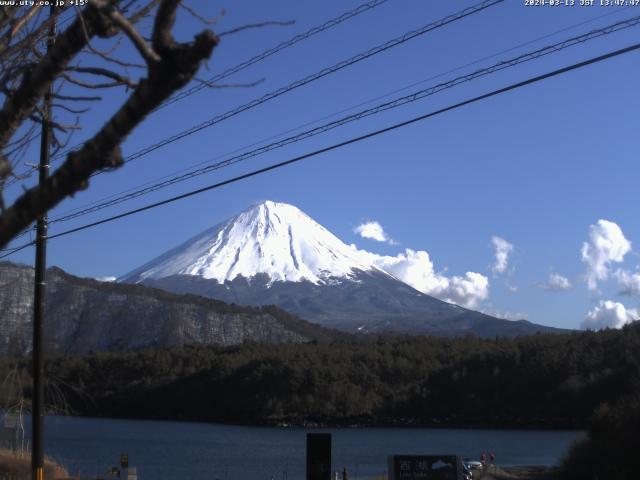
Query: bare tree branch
151,0,179,51
66,66,137,88
53,93,102,102
0,0,218,247
0,6,17,33
105,4,161,64
0,1,118,159
5,122,38,149
0,11,59,59
61,72,132,89
180,3,225,26
81,31,124,58
128,0,161,24
8,5,43,40
28,111,80,133
81,37,146,69
120,0,139,13
0,153,10,178
75,3,119,57
51,103,91,115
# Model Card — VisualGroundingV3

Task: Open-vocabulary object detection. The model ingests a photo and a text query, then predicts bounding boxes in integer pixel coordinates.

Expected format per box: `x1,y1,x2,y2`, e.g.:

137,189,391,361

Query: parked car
463,460,483,471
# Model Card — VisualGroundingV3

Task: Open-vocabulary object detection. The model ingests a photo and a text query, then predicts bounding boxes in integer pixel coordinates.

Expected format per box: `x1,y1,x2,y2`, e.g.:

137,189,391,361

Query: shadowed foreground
0,449,66,480
478,465,557,480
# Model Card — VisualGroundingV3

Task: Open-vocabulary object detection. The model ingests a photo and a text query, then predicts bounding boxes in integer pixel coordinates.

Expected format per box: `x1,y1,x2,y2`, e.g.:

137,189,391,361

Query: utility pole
32,6,56,480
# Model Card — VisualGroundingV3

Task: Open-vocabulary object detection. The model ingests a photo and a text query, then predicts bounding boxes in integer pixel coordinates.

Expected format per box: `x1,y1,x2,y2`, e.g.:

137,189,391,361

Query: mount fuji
121,200,386,286
119,201,562,336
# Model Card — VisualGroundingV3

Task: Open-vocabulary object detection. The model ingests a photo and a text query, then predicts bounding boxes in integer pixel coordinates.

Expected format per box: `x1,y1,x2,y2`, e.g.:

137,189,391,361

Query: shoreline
36,411,588,432
15,417,579,479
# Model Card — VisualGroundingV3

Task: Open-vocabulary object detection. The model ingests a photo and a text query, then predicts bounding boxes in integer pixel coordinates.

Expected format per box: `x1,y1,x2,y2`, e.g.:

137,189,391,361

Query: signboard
388,455,461,480
120,454,129,468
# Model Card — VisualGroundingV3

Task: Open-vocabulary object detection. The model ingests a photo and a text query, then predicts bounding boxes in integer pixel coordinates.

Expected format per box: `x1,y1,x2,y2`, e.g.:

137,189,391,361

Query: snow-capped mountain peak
116,201,563,337
119,201,378,285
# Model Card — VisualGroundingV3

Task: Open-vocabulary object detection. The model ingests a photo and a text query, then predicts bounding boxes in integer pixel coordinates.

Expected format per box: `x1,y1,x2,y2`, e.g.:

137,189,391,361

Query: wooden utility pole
32,7,56,480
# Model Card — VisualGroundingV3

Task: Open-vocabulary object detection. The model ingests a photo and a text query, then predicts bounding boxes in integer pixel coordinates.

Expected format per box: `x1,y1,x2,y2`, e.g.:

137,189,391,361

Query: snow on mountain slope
119,201,382,285
117,201,566,337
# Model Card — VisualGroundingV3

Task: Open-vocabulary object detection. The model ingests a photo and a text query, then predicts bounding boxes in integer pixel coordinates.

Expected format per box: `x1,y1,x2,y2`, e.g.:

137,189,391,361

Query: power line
49,6,638,223
45,14,640,226
5,0,393,185
160,0,392,110
11,3,633,207
53,0,504,172
2,40,630,252
0,242,33,258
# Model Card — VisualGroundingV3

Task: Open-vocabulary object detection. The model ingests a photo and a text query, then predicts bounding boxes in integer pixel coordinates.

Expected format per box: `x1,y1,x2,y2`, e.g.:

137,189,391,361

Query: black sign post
306,433,331,480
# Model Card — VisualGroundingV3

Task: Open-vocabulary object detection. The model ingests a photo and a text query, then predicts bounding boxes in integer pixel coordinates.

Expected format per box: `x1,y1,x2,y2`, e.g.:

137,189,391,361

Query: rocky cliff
0,262,339,356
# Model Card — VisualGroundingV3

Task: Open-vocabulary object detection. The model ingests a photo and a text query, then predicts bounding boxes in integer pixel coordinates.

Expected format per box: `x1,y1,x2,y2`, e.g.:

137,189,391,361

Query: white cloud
537,273,572,292
444,272,490,308
482,308,529,321
581,219,631,290
491,236,513,275
615,269,640,296
581,300,639,330
357,248,489,309
354,221,393,243
96,276,116,282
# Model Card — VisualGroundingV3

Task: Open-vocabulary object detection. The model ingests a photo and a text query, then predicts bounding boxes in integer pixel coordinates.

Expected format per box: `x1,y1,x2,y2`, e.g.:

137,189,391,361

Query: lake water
22,415,584,480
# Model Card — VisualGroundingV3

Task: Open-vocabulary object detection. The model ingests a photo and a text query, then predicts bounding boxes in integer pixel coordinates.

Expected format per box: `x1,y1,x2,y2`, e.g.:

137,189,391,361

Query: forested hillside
560,392,640,480
1,323,638,429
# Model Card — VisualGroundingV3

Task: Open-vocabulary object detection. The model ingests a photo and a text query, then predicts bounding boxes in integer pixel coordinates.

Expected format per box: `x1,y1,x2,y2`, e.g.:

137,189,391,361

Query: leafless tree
1,364,27,453
0,0,222,249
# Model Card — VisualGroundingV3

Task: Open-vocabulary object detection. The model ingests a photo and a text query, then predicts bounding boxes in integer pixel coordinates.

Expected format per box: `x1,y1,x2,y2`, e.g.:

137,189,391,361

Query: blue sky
4,0,640,330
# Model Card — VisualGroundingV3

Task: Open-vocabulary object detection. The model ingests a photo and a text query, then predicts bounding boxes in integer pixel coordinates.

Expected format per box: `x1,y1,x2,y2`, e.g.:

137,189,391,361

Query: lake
22,415,584,480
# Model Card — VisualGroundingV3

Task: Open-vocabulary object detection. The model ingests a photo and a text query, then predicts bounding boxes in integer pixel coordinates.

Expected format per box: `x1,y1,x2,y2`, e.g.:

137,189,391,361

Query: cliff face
0,262,335,356
0,262,33,355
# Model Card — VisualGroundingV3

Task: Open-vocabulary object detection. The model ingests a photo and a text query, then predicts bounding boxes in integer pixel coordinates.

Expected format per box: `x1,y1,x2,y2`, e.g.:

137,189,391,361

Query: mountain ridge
141,270,567,336
120,200,565,337
0,261,344,356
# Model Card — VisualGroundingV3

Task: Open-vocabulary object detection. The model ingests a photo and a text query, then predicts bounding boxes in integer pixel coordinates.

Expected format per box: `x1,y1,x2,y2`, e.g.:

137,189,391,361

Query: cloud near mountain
354,221,393,243
615,269,640,296
356,247,489,309
537,273,572,292
117,201,569,336
122,201,490,310
581,219,631,291
582,300,639,330
491,236,513,275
